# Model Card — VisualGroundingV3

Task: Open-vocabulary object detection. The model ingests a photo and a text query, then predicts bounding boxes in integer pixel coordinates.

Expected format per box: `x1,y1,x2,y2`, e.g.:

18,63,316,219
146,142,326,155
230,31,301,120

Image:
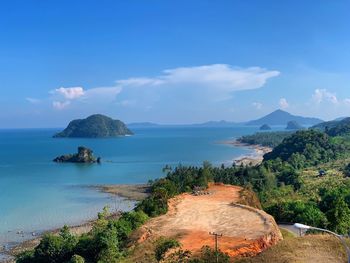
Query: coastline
93,184,150,201
222,140,272,166
0,185,148,263
1,142,268,262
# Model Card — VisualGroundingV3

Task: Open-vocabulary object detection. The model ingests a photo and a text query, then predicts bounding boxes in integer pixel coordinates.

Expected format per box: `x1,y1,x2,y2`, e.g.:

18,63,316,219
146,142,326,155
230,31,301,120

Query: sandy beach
94,184,150,201
221,140,273,166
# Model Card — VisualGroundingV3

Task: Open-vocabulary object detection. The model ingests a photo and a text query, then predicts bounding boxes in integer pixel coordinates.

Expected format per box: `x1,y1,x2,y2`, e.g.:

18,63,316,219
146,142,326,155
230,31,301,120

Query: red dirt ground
138,184,282,259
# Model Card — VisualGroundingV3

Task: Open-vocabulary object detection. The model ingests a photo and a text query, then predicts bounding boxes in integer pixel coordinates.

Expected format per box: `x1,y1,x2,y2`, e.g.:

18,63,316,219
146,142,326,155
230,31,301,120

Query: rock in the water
53,146,100,163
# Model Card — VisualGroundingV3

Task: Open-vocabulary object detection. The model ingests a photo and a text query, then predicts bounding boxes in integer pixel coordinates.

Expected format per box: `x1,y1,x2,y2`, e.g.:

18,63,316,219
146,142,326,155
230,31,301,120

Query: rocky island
53,114,133,138
53,146,100,163
286,120,303,130
260,124,272,130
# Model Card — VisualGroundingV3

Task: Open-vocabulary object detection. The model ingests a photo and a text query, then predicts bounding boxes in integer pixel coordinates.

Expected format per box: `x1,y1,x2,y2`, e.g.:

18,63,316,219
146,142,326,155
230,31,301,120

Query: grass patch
237,234,347,263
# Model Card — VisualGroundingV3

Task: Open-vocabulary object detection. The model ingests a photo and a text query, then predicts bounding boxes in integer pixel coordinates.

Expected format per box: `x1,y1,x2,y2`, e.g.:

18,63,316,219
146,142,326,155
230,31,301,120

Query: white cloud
116,78,164,87
312,89,338,104
53,87,85,100
49,86,121,109
84,87,122,99
116,64,280,92
252,102,263,110
52,101,70,110
26,97,41,104
279,98,289,109
34,64,280,114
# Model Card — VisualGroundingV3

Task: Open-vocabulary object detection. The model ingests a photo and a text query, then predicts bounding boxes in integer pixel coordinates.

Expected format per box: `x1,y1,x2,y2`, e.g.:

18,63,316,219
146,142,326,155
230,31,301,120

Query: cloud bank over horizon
19,63,350,127
23,64,282,124
45,64,280,110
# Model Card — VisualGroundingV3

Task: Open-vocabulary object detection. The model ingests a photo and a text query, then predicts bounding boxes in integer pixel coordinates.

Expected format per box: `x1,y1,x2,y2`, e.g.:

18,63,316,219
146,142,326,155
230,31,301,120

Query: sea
0,126,263,255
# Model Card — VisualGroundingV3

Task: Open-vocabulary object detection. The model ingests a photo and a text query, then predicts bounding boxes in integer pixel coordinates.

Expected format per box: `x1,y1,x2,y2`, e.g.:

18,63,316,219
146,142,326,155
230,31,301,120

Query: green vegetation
326,117,350,137
311,119,340,132
54,114,133,138
154,238,180,262
264,130,348,166
238,131,294,148
17,209,149,263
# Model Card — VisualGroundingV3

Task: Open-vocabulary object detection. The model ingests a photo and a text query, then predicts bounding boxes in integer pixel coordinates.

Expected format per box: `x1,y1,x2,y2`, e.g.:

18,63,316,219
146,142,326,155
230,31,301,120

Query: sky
1,0,350,128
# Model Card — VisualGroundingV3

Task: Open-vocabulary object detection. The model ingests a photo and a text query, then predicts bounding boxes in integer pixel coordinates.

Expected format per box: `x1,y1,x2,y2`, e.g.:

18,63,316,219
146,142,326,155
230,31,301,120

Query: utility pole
209,232,223,263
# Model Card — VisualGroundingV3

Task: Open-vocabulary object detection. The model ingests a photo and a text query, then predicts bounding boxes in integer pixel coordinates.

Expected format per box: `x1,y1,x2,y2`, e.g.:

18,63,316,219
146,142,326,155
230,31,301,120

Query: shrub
154,238,180,262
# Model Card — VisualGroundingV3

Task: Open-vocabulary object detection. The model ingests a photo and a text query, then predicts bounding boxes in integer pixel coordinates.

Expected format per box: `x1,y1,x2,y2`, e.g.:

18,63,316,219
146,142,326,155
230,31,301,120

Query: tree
326,197,350,234
34,234,67,263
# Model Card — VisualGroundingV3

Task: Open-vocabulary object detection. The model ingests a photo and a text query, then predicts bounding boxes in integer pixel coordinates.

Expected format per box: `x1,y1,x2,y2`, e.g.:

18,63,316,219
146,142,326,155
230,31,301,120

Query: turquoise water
0,126,259,248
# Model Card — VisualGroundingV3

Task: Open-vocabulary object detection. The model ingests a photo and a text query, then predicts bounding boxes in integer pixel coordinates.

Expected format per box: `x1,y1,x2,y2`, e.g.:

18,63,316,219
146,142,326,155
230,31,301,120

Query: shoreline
221,140,273,166
0,185,149,263
93,184,150,201
1,142,268,262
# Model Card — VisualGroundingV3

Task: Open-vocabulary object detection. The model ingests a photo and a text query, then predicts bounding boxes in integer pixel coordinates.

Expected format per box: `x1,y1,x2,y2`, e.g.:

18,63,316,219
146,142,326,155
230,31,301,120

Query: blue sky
1,0,350,128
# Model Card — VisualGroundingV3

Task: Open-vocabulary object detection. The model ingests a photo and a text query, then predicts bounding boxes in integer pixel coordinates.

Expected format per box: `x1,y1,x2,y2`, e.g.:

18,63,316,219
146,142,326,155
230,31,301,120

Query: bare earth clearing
135,184,282,259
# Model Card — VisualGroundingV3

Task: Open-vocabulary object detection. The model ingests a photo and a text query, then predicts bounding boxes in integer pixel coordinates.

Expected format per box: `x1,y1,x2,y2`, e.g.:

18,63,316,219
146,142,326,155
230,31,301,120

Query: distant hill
54,114,133,138
312,120,340,131
246,110,323,126
238,131,293,148
312,117,350,133
191,120,239,127
325,117,350,137
334,117,348,121
286,121,303,130
127,122,160,128
127,120,241,128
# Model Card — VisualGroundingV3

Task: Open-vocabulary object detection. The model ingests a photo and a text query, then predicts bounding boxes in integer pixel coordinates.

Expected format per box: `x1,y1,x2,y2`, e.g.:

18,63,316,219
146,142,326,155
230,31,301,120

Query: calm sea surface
0,126,261,248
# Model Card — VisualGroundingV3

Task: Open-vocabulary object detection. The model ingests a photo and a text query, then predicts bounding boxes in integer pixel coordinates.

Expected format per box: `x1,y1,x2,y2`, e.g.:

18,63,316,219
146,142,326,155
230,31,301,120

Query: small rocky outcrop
286,121,303,130
53,146,101,163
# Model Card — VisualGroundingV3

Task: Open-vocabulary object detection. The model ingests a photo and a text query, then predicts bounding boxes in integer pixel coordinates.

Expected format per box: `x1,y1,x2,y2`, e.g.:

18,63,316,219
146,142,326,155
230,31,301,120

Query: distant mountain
191,120,239,127
286,121,303,130
246,110,323,126
127,122,160,128
54,114,133,138
127,120,241,128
